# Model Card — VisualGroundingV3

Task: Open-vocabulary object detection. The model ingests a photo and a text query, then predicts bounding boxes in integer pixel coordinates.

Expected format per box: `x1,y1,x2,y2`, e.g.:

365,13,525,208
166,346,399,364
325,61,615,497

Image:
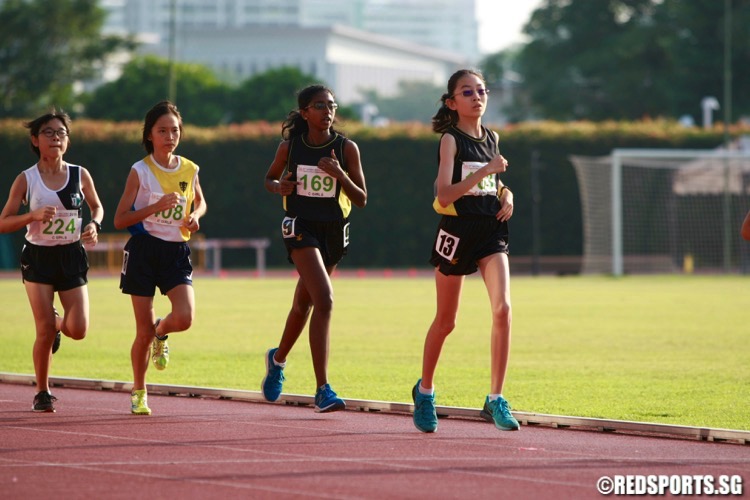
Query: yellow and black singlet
433,125,502,217
283,133,351,222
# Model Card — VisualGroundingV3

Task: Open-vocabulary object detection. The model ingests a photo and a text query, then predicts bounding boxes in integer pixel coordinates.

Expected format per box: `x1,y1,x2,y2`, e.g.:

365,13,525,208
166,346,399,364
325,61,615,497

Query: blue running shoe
314,383,346,413
480,395,520,431
261,348,285,402
411,379,437,433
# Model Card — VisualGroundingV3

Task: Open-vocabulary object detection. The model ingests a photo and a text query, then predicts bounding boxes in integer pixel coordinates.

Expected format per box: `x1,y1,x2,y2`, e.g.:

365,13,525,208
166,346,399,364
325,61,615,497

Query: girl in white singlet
0,110,104,413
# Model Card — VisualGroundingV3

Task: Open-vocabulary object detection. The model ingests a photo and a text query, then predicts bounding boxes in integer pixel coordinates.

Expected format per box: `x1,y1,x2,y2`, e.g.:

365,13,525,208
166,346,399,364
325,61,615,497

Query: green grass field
1,274,748,430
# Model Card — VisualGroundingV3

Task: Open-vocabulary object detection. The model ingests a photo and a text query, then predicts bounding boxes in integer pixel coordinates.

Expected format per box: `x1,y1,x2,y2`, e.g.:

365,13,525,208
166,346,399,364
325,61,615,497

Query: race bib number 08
40,210,81,242
296,165,336,198
462,161,497,196
146,192,187,226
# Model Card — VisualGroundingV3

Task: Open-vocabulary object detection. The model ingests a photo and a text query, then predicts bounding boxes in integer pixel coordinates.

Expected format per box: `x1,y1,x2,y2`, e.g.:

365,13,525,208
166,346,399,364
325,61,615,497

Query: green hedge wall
0,119,734,269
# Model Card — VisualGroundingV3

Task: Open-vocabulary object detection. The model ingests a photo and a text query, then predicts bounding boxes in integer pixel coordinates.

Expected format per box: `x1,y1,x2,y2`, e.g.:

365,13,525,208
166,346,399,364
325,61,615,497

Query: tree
513,0,750,122
84,56,231,126
0,0,133,117
229,67,320,123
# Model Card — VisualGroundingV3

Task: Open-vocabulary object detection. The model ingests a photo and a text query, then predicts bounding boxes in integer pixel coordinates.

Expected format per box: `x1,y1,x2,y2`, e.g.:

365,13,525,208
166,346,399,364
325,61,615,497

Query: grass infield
1,274,747,431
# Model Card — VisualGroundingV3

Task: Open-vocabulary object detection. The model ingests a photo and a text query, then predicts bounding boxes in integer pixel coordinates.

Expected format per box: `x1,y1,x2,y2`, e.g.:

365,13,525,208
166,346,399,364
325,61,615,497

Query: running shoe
411,379,438,433
261,348,285,402
52,307,61,355
32,391,57,412
131,390,151,415
151,318,169,370
480,395,520,431
314,383,346,413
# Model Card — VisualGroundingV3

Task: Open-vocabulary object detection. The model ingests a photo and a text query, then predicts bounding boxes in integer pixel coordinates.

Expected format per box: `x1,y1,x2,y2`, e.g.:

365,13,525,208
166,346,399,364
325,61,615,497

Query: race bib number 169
296,165,336,198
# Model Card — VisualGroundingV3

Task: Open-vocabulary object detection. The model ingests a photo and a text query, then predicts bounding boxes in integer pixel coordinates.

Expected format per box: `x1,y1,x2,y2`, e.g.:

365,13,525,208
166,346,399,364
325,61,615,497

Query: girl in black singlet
261,85,367,413
412,69,519,433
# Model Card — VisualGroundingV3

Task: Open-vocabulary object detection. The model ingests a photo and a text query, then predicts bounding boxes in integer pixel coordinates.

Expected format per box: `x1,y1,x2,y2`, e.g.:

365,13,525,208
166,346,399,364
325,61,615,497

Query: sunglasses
451,88,490,98
306,102,339,111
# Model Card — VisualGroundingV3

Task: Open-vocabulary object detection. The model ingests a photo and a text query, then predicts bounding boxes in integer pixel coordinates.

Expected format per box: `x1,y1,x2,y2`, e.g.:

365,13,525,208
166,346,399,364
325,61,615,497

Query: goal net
571,149,750,275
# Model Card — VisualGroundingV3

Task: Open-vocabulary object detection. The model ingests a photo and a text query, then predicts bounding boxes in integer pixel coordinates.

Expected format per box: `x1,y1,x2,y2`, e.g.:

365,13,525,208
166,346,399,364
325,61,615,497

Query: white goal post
571,149,750,276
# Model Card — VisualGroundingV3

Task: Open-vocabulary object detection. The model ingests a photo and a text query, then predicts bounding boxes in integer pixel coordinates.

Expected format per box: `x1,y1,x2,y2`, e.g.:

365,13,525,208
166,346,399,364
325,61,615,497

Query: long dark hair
142,100,183,154
432,69,485,133
25,110,72,158
281,84,343,140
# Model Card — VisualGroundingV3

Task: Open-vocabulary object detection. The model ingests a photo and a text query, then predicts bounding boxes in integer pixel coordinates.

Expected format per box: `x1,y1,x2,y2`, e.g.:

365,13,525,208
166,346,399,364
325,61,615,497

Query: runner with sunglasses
411,69,519,433
261,84,367,412
0,110,104,412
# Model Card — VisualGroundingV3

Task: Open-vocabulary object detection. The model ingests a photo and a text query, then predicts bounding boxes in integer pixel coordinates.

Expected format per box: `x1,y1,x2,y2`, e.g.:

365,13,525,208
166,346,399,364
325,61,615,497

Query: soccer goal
571,149,750,275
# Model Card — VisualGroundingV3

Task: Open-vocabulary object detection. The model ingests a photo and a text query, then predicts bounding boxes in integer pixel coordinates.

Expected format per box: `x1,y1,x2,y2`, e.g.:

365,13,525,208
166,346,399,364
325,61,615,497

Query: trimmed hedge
0,119,738,269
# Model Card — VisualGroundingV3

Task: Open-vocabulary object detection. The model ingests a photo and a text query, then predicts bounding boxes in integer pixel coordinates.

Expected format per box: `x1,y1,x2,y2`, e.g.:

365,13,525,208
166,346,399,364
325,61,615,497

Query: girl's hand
183,214,201,233
34,205,57,223
318,149,345,180
276,171,298,195
485,155,509,175
154,192,181,212
497,189,514,222
81,222,99,246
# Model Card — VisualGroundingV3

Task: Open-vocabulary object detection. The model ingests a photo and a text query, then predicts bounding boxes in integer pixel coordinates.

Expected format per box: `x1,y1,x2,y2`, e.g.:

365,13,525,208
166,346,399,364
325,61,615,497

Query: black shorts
429,215,509,276
20,240,89,291
120,233,193,297
281,216,349,267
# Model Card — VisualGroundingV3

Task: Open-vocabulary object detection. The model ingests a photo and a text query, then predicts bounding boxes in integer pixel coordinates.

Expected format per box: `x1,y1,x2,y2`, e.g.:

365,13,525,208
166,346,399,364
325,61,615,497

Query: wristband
89,220,102,232
499,186,510,197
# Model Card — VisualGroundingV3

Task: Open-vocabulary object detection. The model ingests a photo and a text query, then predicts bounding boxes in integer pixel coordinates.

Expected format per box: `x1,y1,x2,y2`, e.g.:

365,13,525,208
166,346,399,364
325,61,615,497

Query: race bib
296,165,336,198
462,161,497,196
343,222,350,248
39,210,81,243
282,216,296,239
435,228,459,261
146,192,187,226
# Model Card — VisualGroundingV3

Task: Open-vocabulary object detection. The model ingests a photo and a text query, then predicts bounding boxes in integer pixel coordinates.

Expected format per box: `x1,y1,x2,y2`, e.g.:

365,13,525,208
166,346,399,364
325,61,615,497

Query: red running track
1,383,748,499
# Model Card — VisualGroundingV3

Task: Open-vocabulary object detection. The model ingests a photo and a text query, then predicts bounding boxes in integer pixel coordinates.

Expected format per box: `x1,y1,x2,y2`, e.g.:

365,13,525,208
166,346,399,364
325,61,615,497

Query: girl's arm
337,140,367,208
0,173,54,233
264,141,297,195
113,169,181,230
742,209,750,241
80,167,104,245
184,174,207,233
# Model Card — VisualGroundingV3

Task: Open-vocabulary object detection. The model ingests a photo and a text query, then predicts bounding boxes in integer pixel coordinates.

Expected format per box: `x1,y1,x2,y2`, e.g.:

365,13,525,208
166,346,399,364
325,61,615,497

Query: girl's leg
420,269,464,389
157,284,195,336
274,276,315,362
478,253,512,395
130,295,156,390
57,285,90,340
289,247,334,388
24,282,56,392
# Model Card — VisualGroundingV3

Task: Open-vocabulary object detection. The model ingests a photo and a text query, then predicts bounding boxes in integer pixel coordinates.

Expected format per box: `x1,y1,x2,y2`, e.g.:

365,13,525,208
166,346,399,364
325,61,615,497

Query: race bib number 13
435,229,459,261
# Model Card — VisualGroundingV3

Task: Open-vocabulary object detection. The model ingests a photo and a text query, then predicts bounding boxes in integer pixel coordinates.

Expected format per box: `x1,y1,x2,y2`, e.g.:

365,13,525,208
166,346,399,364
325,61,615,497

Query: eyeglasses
40,128,69,138
306,102,338,111
451,88,490,98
